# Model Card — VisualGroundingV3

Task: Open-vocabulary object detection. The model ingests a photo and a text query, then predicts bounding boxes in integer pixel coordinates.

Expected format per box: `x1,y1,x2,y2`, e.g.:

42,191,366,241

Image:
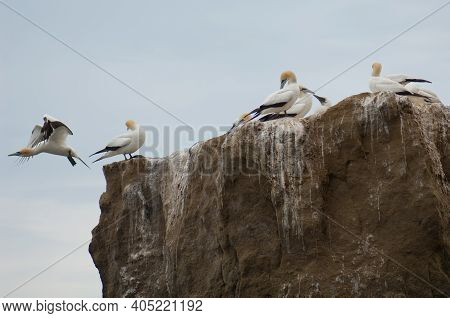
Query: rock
89,92,449,297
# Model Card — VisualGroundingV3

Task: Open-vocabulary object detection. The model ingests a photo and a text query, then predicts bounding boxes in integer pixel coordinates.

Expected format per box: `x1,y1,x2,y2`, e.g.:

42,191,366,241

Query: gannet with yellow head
372,62,431,84
369,62,429,98
247,70,302,119
90,119,146,163
8,121,89,168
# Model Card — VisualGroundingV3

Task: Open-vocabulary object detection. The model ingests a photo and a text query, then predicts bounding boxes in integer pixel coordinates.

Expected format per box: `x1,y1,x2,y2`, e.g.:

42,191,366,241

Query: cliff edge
89,92,449,297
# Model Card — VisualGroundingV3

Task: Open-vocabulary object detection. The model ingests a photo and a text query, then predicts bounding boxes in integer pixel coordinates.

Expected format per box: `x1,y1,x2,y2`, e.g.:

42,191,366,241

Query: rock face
89,93,449,297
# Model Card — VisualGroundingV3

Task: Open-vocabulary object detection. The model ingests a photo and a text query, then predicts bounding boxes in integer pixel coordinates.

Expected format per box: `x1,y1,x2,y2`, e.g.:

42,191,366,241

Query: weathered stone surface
89,92,449,297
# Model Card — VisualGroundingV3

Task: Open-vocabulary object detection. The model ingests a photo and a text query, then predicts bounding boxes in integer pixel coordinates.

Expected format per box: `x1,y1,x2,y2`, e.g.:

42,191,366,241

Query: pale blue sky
0,0,448,297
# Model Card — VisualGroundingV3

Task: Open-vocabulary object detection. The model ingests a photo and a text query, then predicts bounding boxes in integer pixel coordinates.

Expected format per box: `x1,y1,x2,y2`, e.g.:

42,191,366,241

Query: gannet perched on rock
371,62,431,85
259,84,314,122
369,62,429,98
228,112,253,132
250,70,301,117
8,118,89,168
90,120,145,163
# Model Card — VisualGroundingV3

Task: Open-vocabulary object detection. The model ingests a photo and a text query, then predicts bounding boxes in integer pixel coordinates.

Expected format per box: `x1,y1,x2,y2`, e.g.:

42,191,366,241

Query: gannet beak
8,152,21,157
280,79,288,89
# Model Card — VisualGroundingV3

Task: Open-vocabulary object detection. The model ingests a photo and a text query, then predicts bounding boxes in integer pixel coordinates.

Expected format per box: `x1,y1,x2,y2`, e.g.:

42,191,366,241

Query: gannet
371,62,431,85
404,83,441,103
259,84,314,122
249,70,301,117
369,63,428,98
228,112,253,132
8,120,89,168
312,94,333,115
90,120,145,163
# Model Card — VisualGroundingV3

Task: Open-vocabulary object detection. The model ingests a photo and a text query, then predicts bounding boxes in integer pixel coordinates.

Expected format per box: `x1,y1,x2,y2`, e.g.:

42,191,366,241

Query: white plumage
404,83,441,103
90,120,146,163
8,117,89,167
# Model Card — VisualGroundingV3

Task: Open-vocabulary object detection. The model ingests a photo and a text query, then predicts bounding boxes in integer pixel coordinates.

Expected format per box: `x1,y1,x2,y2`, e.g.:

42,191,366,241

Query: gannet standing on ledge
249,70,301,117
90,120,145,163
259,84,314,122
372,62,431,85
369,62,429,98
8,118,89,168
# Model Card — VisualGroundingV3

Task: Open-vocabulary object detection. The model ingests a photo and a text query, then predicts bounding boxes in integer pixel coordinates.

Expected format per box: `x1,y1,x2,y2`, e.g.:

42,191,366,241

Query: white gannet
228,112,253,132
312,94,333,115
90,120,145,163
404,83,441,103
249,70,301,117
8,119,89,168
374,62,431,85
369,63,428,98
259,84,314,122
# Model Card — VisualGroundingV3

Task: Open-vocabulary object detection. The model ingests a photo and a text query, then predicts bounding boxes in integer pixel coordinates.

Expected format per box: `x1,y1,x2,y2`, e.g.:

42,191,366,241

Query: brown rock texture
89,92,449,297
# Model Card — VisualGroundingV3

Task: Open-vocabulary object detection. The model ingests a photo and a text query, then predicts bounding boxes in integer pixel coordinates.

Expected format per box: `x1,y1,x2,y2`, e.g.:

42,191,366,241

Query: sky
0,0,449,297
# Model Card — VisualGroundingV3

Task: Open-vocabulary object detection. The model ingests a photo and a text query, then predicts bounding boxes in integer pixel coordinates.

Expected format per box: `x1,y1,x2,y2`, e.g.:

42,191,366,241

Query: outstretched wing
27,125,44,147
48,126,73,145
42,119,73,142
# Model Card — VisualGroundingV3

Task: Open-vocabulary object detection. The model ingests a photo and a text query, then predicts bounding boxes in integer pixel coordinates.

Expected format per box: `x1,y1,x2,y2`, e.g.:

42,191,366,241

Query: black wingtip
407,79,432,84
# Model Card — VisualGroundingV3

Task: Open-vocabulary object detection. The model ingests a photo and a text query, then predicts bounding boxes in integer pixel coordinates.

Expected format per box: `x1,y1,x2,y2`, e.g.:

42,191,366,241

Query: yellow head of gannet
372,62,382,76
280,70,297,88
126,119,137,130
239,112,252,122
8,147,34,157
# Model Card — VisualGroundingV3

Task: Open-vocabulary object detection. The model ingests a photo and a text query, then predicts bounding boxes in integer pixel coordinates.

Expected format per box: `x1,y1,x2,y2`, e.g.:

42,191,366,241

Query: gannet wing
27,125,45,147
42,119,73,142
48,126,73,145
106,136,132,148
260,89,296,109
386,74,431,84
90,136,131,157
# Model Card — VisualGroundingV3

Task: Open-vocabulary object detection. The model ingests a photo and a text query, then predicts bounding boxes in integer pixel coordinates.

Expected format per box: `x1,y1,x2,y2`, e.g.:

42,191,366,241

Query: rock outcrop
89,92,449,297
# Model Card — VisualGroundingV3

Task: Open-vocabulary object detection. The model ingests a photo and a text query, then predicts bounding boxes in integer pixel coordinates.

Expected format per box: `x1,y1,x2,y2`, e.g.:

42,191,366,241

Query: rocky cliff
89,92,449,297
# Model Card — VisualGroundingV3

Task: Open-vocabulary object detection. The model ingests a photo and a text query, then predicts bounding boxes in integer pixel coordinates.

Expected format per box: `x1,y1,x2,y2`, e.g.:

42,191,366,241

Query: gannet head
8,147,33,157
372,62,382,76
239,112,252,122
280,70,297,88
126,119,137,130
298,84,314,94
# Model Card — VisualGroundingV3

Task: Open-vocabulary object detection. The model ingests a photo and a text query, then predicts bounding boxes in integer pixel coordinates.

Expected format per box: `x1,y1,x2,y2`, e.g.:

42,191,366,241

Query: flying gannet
90,120,145,163
369,63,428,98
8,118,89,168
